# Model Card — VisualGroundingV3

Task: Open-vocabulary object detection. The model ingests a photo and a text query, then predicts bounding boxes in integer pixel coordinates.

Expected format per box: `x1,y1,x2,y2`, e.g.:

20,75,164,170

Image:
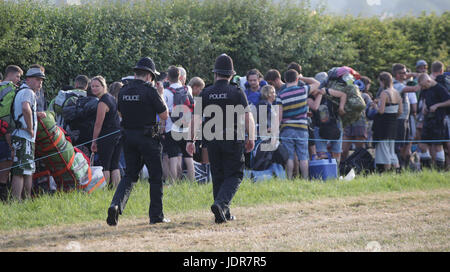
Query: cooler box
309,155,338,181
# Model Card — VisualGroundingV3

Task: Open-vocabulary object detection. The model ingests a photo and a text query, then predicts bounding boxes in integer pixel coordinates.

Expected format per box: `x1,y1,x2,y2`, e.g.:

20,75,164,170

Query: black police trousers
207,140,245,215
110,129,165,222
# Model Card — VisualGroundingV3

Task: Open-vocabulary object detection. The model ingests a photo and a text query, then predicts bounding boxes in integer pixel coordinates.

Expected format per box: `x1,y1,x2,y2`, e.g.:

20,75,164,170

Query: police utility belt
125,123,161,139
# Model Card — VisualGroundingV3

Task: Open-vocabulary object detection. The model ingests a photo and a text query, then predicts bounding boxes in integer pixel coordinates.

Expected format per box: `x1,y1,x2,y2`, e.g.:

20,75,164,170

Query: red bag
0,120,8,136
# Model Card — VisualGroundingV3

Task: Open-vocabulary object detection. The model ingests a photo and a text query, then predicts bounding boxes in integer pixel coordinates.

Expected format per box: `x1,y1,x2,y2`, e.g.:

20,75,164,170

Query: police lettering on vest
122,95,140,102
209,93,228,100
118,80,166,129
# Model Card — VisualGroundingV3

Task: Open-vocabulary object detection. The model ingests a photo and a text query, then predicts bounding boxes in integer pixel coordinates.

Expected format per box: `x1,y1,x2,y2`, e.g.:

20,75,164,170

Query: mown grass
1,170,449,231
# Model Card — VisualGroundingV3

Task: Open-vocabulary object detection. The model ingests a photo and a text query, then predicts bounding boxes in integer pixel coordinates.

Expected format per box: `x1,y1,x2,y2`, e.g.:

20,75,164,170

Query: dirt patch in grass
1,189,448,252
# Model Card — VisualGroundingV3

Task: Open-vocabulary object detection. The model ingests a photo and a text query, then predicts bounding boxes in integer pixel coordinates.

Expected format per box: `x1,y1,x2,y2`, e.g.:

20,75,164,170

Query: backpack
0,82,16,136
0,81,16,118
167,86,194,128
325,67,366,127
49,89,87,127
10,85,35,130
339,147,374,176
317,98,341,140
435,74,450,91
0,81,16,119
250,139,274,171
63,96,99,145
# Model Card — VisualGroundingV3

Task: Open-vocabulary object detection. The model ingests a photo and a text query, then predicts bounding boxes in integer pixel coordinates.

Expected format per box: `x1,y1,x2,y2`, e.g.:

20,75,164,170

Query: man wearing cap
107,57,170,226
186,53,255,224
10,67,47,200
416,60,428,74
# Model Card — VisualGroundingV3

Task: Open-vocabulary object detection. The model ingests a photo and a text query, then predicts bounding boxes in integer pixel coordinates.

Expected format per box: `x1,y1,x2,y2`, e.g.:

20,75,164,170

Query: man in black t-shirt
186,54,255,224
107,57,169,226
418,73,450,170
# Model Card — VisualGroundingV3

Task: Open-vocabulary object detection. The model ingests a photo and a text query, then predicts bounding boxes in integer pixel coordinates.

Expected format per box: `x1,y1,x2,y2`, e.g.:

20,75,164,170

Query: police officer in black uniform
107,57,170,226
187,54,255,224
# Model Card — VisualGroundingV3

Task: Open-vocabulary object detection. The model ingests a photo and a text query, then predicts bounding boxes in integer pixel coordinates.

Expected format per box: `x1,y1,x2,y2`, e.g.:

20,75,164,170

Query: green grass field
1,170,449,231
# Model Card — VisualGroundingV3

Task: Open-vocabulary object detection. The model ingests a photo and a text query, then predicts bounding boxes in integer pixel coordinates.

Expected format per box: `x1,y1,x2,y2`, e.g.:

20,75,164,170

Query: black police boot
211,203,227,224
106,205,119,226
150,218,171,225
225,211,236,222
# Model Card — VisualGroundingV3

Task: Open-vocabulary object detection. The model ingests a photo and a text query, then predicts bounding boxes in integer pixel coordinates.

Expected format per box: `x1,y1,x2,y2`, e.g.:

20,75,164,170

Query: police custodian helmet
212,54,236,76
134,57,160,79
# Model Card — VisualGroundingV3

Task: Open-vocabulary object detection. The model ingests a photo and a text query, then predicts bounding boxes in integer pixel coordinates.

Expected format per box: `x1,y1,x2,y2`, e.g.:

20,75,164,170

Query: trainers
211,203,227,224
106,205,119,226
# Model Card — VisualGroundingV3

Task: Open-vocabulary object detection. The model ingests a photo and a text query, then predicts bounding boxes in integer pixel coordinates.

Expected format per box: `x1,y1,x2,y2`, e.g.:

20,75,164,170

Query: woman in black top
371,72,403,172
90,76,122,188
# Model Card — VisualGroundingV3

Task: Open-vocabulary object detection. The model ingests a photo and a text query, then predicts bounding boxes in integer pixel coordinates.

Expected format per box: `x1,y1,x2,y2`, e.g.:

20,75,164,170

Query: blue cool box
309,157,338,181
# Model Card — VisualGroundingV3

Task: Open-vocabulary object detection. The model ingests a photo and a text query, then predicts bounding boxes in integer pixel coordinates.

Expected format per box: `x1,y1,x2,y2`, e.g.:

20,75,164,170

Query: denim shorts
280,128,309,161
0,140,12,162
314,122,343,154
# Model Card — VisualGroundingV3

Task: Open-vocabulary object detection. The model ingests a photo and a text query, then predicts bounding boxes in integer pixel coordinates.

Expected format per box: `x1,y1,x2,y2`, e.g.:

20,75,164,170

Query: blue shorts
314,122,343,154
0,140,12,162
280,128,309,161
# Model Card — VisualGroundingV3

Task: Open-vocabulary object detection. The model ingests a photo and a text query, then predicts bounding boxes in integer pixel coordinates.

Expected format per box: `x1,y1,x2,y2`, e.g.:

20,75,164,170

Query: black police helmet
212,54,236,76
133,57,160,79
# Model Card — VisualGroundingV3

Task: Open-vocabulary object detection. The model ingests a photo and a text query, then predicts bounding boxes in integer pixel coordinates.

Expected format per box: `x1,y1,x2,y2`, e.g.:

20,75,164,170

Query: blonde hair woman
371,72,403,173
90,76,122,188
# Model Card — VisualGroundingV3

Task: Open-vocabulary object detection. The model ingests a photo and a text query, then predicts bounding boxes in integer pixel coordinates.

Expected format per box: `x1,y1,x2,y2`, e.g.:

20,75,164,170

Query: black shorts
422,115,447,141
97,134,122,171
162,132,192,158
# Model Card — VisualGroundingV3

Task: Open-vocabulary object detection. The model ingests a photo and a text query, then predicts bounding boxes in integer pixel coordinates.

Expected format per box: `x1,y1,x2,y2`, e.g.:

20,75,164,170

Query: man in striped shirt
276,69,320,179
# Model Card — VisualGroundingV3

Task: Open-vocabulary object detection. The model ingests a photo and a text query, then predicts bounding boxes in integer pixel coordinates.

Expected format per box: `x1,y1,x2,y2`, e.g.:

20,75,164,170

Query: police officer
107,57,170,226
187,54,255,224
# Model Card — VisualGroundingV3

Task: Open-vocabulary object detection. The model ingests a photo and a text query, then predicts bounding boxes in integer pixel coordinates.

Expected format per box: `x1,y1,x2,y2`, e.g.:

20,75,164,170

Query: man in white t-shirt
162,66,195,182
10,67,47,200
392,63,421,170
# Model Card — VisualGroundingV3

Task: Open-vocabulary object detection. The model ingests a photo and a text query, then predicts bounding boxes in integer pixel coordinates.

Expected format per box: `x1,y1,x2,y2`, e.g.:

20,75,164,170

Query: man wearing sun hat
107,57,170,226
10,66,47,200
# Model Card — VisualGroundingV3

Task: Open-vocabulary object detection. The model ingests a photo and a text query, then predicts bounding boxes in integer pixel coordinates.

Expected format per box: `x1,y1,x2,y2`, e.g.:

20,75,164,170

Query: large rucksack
49,89,87,127
436,74,450,91
339,147,374,176
250,139,274,171
167,86,194,128
325,67,366,128
0,81,16,119
63,95,99,145
316,97,341,140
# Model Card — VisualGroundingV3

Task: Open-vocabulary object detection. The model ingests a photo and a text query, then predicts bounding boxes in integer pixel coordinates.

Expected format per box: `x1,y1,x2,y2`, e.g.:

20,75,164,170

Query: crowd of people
0,58,449,205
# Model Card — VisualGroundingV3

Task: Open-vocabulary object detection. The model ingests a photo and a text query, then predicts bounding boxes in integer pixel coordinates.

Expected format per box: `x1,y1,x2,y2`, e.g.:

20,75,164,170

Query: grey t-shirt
393,80,410,120
12,84,37,142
